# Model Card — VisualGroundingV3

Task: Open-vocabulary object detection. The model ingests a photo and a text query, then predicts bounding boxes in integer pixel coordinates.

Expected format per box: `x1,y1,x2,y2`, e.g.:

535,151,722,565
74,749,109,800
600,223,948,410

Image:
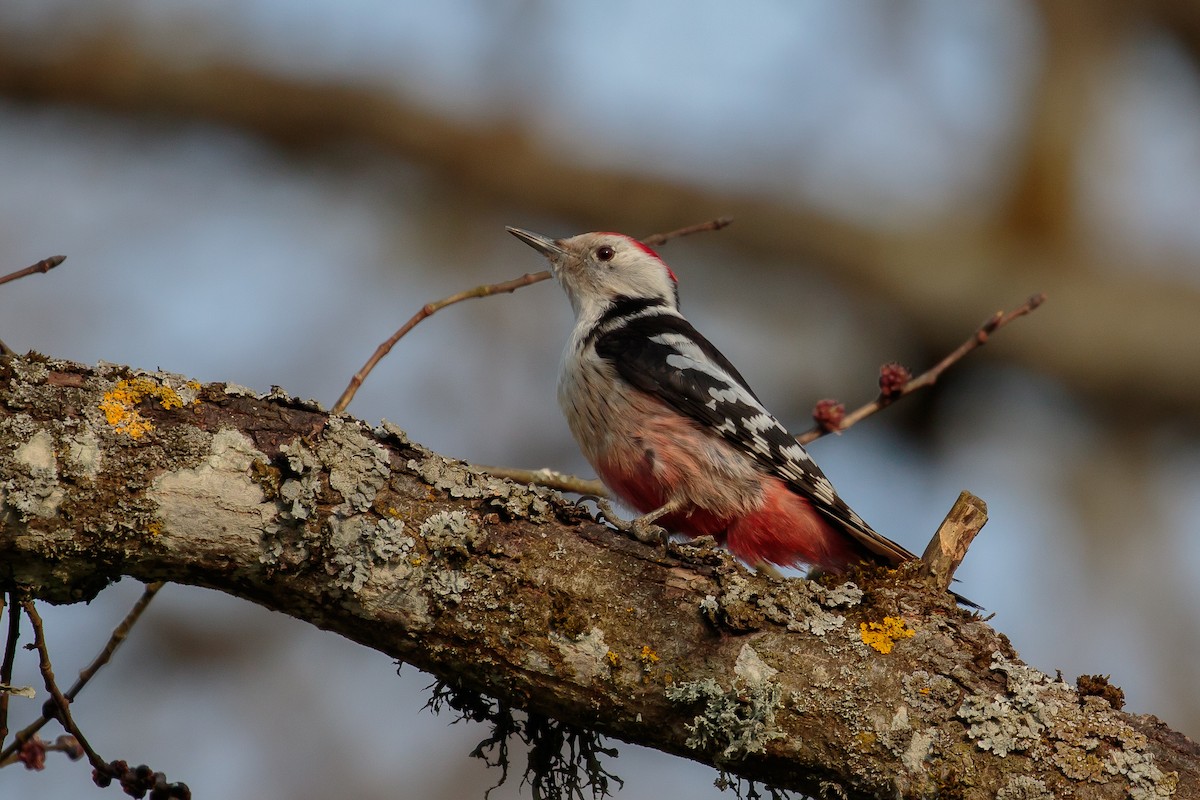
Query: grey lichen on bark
0,353,1196,799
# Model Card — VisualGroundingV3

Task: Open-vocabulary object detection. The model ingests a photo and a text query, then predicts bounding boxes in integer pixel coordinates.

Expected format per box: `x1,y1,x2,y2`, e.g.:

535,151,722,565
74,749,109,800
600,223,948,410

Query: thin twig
331,271,548,415
0,255,65,288
0,256,65,356
65,581,163,700
477,466,607,497
21,601,109,776
0,581,163,766
0,592,21,749
796,293,1046,445
330,217,734,415
642,216,733,246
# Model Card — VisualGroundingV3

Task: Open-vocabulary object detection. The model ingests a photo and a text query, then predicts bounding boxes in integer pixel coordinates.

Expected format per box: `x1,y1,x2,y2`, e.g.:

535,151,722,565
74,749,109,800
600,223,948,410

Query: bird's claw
597,499,670,547
595,498,621,525
630,518,670,547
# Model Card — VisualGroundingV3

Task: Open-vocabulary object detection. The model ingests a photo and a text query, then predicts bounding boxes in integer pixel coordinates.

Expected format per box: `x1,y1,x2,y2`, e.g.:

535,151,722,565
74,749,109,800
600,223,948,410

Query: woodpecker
507,226,919,575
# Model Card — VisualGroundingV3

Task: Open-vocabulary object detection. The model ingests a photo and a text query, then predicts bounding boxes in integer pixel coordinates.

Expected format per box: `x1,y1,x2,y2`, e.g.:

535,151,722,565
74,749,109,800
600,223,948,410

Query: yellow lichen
605,650,621,668
639,645,660,668
859,616,915,654
99,379,155,438
157,388,184,410
99,377,189,439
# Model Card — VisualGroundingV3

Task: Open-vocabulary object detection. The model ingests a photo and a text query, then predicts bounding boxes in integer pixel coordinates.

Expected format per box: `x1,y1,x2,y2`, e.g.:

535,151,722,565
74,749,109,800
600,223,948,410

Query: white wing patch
657,333,766,411
708,386,743,404
743,413,775,432
779,443,811,463
654,333,825,486
808,475,836,505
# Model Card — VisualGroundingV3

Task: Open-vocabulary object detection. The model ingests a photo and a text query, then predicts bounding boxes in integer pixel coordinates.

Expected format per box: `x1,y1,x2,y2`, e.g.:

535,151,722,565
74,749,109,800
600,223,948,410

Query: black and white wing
593,309,915,565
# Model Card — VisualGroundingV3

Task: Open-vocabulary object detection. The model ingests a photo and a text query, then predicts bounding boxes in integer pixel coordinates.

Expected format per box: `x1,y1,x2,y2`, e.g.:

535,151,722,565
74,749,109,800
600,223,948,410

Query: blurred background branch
2,27,1200,412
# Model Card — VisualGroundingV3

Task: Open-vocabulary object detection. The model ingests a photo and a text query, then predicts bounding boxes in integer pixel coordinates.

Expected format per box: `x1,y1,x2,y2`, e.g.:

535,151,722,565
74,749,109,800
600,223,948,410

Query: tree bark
0,353,1195,799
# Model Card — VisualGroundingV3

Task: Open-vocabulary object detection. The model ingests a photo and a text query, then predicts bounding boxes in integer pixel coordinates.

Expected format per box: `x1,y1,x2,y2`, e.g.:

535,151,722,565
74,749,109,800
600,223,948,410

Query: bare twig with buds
0,255,64,289
330,218,733,415
0,582,163,768
641,217,733,246
20,600,108,775
0,256,66,356
3,591,186,795
797,293,1047,445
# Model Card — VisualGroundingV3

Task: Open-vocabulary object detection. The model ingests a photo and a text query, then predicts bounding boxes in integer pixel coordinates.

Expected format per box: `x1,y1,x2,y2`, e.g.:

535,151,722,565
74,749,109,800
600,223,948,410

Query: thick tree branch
0,354,1195,799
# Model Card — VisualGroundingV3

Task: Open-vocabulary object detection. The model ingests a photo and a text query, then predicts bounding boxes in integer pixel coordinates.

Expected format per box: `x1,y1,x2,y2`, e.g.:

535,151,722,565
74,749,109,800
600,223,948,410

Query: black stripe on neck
582,295,667,348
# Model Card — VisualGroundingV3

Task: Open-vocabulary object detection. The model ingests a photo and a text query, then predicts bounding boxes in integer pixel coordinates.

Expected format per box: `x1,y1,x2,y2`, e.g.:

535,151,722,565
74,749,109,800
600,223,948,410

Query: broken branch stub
921,490,988,591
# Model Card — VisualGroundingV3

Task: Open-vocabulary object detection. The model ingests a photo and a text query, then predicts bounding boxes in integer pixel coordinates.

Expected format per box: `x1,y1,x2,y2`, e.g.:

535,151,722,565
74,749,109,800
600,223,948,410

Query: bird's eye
596,245,615,262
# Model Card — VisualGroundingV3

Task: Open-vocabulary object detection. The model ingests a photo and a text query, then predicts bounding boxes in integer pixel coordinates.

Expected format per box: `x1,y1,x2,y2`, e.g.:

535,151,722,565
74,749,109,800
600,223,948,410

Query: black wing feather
593,311,917,565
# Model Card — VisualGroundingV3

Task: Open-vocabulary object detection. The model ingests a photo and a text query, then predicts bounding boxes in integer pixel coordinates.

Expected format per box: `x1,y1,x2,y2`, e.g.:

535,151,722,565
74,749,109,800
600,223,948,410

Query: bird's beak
506,226,566,259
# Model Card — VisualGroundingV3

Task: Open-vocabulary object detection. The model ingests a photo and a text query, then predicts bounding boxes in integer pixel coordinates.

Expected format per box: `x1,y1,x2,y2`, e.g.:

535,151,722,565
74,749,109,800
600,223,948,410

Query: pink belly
597,459,862,572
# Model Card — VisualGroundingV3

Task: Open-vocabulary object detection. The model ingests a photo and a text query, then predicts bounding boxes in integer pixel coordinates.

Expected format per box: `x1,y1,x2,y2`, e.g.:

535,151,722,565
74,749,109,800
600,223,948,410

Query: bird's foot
597,499,670,547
